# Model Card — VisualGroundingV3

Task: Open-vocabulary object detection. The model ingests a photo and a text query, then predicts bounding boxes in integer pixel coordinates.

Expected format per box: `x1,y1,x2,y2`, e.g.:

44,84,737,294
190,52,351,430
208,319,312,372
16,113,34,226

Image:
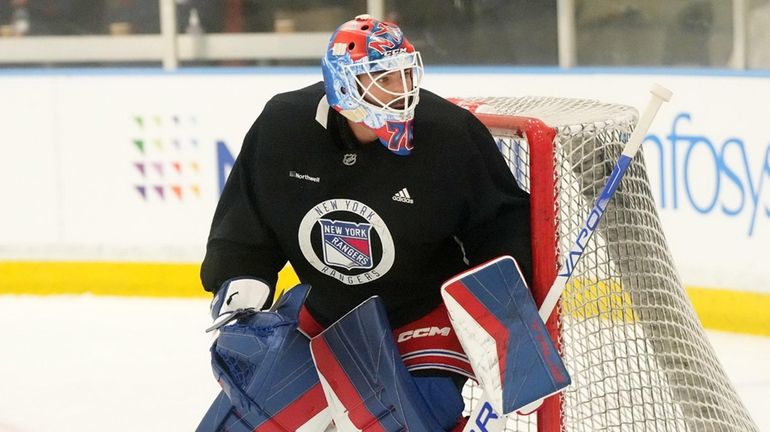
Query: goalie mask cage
452,96,759,432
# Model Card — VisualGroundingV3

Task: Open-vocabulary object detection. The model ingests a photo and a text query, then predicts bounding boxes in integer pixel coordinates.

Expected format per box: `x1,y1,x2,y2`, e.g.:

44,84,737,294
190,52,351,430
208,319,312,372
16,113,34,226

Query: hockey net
451,96,758,432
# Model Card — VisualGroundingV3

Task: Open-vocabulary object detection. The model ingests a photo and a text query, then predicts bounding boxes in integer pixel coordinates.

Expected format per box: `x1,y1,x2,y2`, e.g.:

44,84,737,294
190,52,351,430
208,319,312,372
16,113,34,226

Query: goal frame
475,113,562,431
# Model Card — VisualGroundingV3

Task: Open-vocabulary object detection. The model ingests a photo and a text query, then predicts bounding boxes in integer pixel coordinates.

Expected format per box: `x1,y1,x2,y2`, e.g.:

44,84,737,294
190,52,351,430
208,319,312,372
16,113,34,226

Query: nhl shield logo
318,219,374,270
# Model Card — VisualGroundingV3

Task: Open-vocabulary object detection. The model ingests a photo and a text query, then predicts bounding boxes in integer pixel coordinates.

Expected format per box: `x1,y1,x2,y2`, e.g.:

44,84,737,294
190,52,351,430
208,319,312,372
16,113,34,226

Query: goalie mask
322,15,424,156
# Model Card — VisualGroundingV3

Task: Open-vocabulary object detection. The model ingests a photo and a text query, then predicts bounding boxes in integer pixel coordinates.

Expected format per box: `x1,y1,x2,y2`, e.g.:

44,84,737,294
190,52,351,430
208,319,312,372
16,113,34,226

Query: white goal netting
453,96,758,432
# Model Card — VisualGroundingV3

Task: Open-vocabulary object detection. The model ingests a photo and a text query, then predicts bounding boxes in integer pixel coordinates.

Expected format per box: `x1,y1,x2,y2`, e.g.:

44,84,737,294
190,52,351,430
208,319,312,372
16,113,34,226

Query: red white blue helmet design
322,15,423,156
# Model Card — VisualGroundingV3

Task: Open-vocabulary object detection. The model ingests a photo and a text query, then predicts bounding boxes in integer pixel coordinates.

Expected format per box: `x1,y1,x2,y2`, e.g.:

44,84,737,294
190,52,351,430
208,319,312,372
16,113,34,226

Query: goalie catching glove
198,284,332,431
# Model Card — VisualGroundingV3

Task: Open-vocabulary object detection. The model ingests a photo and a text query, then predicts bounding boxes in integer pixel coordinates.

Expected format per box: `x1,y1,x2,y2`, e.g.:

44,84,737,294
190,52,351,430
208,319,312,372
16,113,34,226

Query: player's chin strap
310,296,448,432
442,255,571,423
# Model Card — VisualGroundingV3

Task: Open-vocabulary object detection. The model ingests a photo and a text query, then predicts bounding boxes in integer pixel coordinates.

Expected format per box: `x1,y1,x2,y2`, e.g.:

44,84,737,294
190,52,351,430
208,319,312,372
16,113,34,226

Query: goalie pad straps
199,284,332,432
441,255,571,415
309,296,447,432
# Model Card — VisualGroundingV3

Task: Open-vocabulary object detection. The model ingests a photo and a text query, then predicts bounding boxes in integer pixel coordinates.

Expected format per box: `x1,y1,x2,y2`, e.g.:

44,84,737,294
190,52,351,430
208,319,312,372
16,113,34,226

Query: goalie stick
538,83,673,322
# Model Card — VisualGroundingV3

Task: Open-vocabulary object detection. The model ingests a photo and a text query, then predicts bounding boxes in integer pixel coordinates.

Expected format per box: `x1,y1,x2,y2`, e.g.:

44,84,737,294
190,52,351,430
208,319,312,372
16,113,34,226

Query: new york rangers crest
319,219,374,270
298,199,395,285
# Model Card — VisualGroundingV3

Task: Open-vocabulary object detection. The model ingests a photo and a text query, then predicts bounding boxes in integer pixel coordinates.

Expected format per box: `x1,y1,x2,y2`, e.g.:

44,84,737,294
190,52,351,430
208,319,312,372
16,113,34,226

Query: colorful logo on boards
131,114,203,202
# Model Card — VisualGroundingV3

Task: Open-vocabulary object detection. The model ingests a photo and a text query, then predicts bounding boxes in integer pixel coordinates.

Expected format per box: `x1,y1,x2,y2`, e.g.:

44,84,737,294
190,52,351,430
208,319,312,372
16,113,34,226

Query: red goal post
450,96,759,432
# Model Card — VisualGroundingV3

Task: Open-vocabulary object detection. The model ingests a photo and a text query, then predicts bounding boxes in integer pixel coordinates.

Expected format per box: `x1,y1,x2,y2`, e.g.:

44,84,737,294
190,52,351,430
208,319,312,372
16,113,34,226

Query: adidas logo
392,188,414,204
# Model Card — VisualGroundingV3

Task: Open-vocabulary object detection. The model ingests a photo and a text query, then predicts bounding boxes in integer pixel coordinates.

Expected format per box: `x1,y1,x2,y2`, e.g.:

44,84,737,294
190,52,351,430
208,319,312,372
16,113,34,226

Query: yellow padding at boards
687,287,770,337
0,261,767,336
558,279,770,336
0,261,299,299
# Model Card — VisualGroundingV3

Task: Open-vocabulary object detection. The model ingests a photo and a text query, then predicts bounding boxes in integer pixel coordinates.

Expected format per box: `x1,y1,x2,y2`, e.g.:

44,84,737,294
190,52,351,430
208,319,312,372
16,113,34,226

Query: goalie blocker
441,255,571,415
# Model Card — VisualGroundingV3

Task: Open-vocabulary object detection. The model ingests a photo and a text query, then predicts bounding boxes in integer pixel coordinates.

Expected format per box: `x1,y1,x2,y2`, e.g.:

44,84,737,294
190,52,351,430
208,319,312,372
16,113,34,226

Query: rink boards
1,67,769,336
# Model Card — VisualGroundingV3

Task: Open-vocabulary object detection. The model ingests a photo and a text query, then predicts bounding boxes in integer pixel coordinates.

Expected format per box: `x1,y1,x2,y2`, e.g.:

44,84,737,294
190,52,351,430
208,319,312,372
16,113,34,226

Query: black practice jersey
201,82,532,328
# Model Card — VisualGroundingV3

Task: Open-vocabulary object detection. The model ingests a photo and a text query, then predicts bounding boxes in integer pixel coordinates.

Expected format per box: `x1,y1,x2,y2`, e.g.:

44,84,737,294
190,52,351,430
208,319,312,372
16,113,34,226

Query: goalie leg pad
196,391,253,432
413,375,465,430
310,296,450,431
196,388,331,432
199,285,331,432
441,256,571,415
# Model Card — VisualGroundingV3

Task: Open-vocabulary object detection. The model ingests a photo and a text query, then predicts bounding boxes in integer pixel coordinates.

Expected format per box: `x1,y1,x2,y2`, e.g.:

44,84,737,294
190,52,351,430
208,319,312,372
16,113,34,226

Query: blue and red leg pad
310,295,450,431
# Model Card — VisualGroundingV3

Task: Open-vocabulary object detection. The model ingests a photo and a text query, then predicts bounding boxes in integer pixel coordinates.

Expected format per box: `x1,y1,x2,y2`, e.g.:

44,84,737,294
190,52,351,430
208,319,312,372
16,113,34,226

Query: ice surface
0,295,767,432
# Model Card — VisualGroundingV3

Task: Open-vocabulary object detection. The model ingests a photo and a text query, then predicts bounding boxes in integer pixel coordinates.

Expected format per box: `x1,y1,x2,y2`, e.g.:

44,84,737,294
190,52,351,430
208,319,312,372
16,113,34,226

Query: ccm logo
397,326,451,342
383,47,408,56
